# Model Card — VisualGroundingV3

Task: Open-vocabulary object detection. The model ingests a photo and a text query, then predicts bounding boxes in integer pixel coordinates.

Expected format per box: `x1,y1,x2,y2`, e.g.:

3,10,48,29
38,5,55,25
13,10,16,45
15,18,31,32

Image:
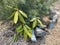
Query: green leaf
7,12,15,19
16,25,22,33
25,25,31,30
19,10,28,18
19,29,23,35
23,26,32,38
13,34,18,42
6,5,13,9
38,19,44,28
6,5,17,10
32,20,37,28
30,18,36,22
19,14,26,24
24,32,28,39
25,25,32,33
14,11,19,24
36,17,40,19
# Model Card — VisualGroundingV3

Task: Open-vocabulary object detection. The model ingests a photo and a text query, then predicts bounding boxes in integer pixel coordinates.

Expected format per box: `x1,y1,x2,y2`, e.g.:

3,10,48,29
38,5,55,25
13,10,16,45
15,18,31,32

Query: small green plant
7,5,44,41
30,17,44,28
7,6,32,40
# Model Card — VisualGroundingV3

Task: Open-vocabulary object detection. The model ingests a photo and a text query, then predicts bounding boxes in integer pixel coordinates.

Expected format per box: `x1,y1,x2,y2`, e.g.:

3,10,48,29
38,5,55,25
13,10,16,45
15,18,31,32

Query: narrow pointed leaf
6,5,13,9
38,19,44,28
25,25,32,33
16,25,22,33
14,11,19,24
32,20,37,28
30,18,36,22
19,14,26,24
23,26,32,38
24,32,28,39
20,29,23,35
6,5,17,10
19,10,28,18
13,34,18,42
7,12,15,19
25,25,31,30
36,17,40,19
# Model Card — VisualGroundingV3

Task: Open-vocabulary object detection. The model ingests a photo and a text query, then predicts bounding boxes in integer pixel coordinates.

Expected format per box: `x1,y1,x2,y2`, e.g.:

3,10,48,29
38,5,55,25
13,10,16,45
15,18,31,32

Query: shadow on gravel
27,37,46,45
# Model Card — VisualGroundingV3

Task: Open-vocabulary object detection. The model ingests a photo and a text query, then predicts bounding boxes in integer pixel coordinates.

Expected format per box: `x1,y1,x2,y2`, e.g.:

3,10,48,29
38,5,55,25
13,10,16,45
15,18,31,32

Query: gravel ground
0,0,60,45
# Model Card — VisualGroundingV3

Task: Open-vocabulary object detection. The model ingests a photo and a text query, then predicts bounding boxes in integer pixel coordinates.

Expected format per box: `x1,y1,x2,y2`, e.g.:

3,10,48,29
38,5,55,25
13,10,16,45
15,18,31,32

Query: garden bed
0,0,60,45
